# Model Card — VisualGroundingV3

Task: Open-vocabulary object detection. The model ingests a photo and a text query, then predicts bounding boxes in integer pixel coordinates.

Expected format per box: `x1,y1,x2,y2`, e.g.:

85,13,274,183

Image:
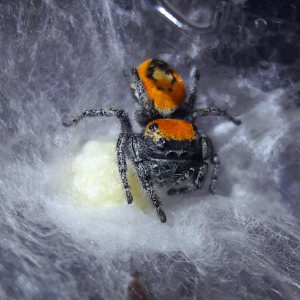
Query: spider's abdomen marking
138,59,186,116
145,119,196,142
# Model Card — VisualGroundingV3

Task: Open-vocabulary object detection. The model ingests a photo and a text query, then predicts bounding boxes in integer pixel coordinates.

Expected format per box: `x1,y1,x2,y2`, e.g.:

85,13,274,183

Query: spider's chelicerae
63,59,241,223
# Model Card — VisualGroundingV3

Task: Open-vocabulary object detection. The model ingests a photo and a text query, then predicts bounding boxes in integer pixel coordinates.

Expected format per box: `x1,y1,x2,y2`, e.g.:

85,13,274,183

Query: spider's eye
179,152,189,159
157,138,166,151
159,138,166,145
149,123,159,132
166,151,178,159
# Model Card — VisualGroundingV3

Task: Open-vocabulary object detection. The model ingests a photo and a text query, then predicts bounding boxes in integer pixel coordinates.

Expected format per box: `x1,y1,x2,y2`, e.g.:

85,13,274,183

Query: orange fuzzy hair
138,59,186,115
145,119,196,141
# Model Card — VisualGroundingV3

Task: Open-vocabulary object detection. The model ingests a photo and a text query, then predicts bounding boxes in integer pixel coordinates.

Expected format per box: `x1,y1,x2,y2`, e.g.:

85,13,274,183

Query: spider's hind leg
131,68,158,125
131,68,150,108
182,67,200,115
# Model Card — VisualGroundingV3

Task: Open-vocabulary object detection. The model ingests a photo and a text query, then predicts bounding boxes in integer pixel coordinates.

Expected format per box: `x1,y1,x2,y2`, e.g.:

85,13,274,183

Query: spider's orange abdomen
145,119,196,142
138,59,186,116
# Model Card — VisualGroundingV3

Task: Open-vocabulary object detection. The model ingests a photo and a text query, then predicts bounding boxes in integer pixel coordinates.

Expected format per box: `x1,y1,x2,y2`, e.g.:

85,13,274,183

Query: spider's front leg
129,136,166,223
117,133,133,204
187,107,241,125
63,108,132,133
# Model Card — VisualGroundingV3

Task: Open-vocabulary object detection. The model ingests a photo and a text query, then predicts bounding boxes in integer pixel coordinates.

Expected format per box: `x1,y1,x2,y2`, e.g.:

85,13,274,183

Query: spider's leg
129,136,166,223
131,68,157,124
116,133,133,204
201,134,219,194
182,67,200,114
186,107,241,125
131,68,150,108
209,152,219,195
63,108,132,133
167,135,210,195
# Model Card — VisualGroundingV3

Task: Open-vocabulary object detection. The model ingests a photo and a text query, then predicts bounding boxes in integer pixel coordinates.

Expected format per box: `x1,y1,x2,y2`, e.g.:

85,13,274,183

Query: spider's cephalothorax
63,59,241,223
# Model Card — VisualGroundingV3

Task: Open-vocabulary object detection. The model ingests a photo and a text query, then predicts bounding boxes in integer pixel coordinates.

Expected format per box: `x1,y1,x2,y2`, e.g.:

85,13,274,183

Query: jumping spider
63,59,241,223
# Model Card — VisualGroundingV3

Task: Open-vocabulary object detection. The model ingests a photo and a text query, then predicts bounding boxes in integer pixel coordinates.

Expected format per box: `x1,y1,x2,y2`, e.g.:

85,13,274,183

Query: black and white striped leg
195,162,209,190
131,68,150,108
183,68,200,112
187,107,241,125
63,108,132,133
209,153,219,195
116,133,133,204
130,136,166,223
201,135,210,160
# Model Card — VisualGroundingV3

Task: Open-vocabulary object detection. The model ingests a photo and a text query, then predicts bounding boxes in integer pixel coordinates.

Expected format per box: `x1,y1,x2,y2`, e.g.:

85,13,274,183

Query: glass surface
151,0,233,32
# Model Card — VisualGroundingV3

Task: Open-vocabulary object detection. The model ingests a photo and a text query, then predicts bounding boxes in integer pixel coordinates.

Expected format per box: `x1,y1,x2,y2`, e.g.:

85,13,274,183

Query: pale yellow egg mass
70,140,148,211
